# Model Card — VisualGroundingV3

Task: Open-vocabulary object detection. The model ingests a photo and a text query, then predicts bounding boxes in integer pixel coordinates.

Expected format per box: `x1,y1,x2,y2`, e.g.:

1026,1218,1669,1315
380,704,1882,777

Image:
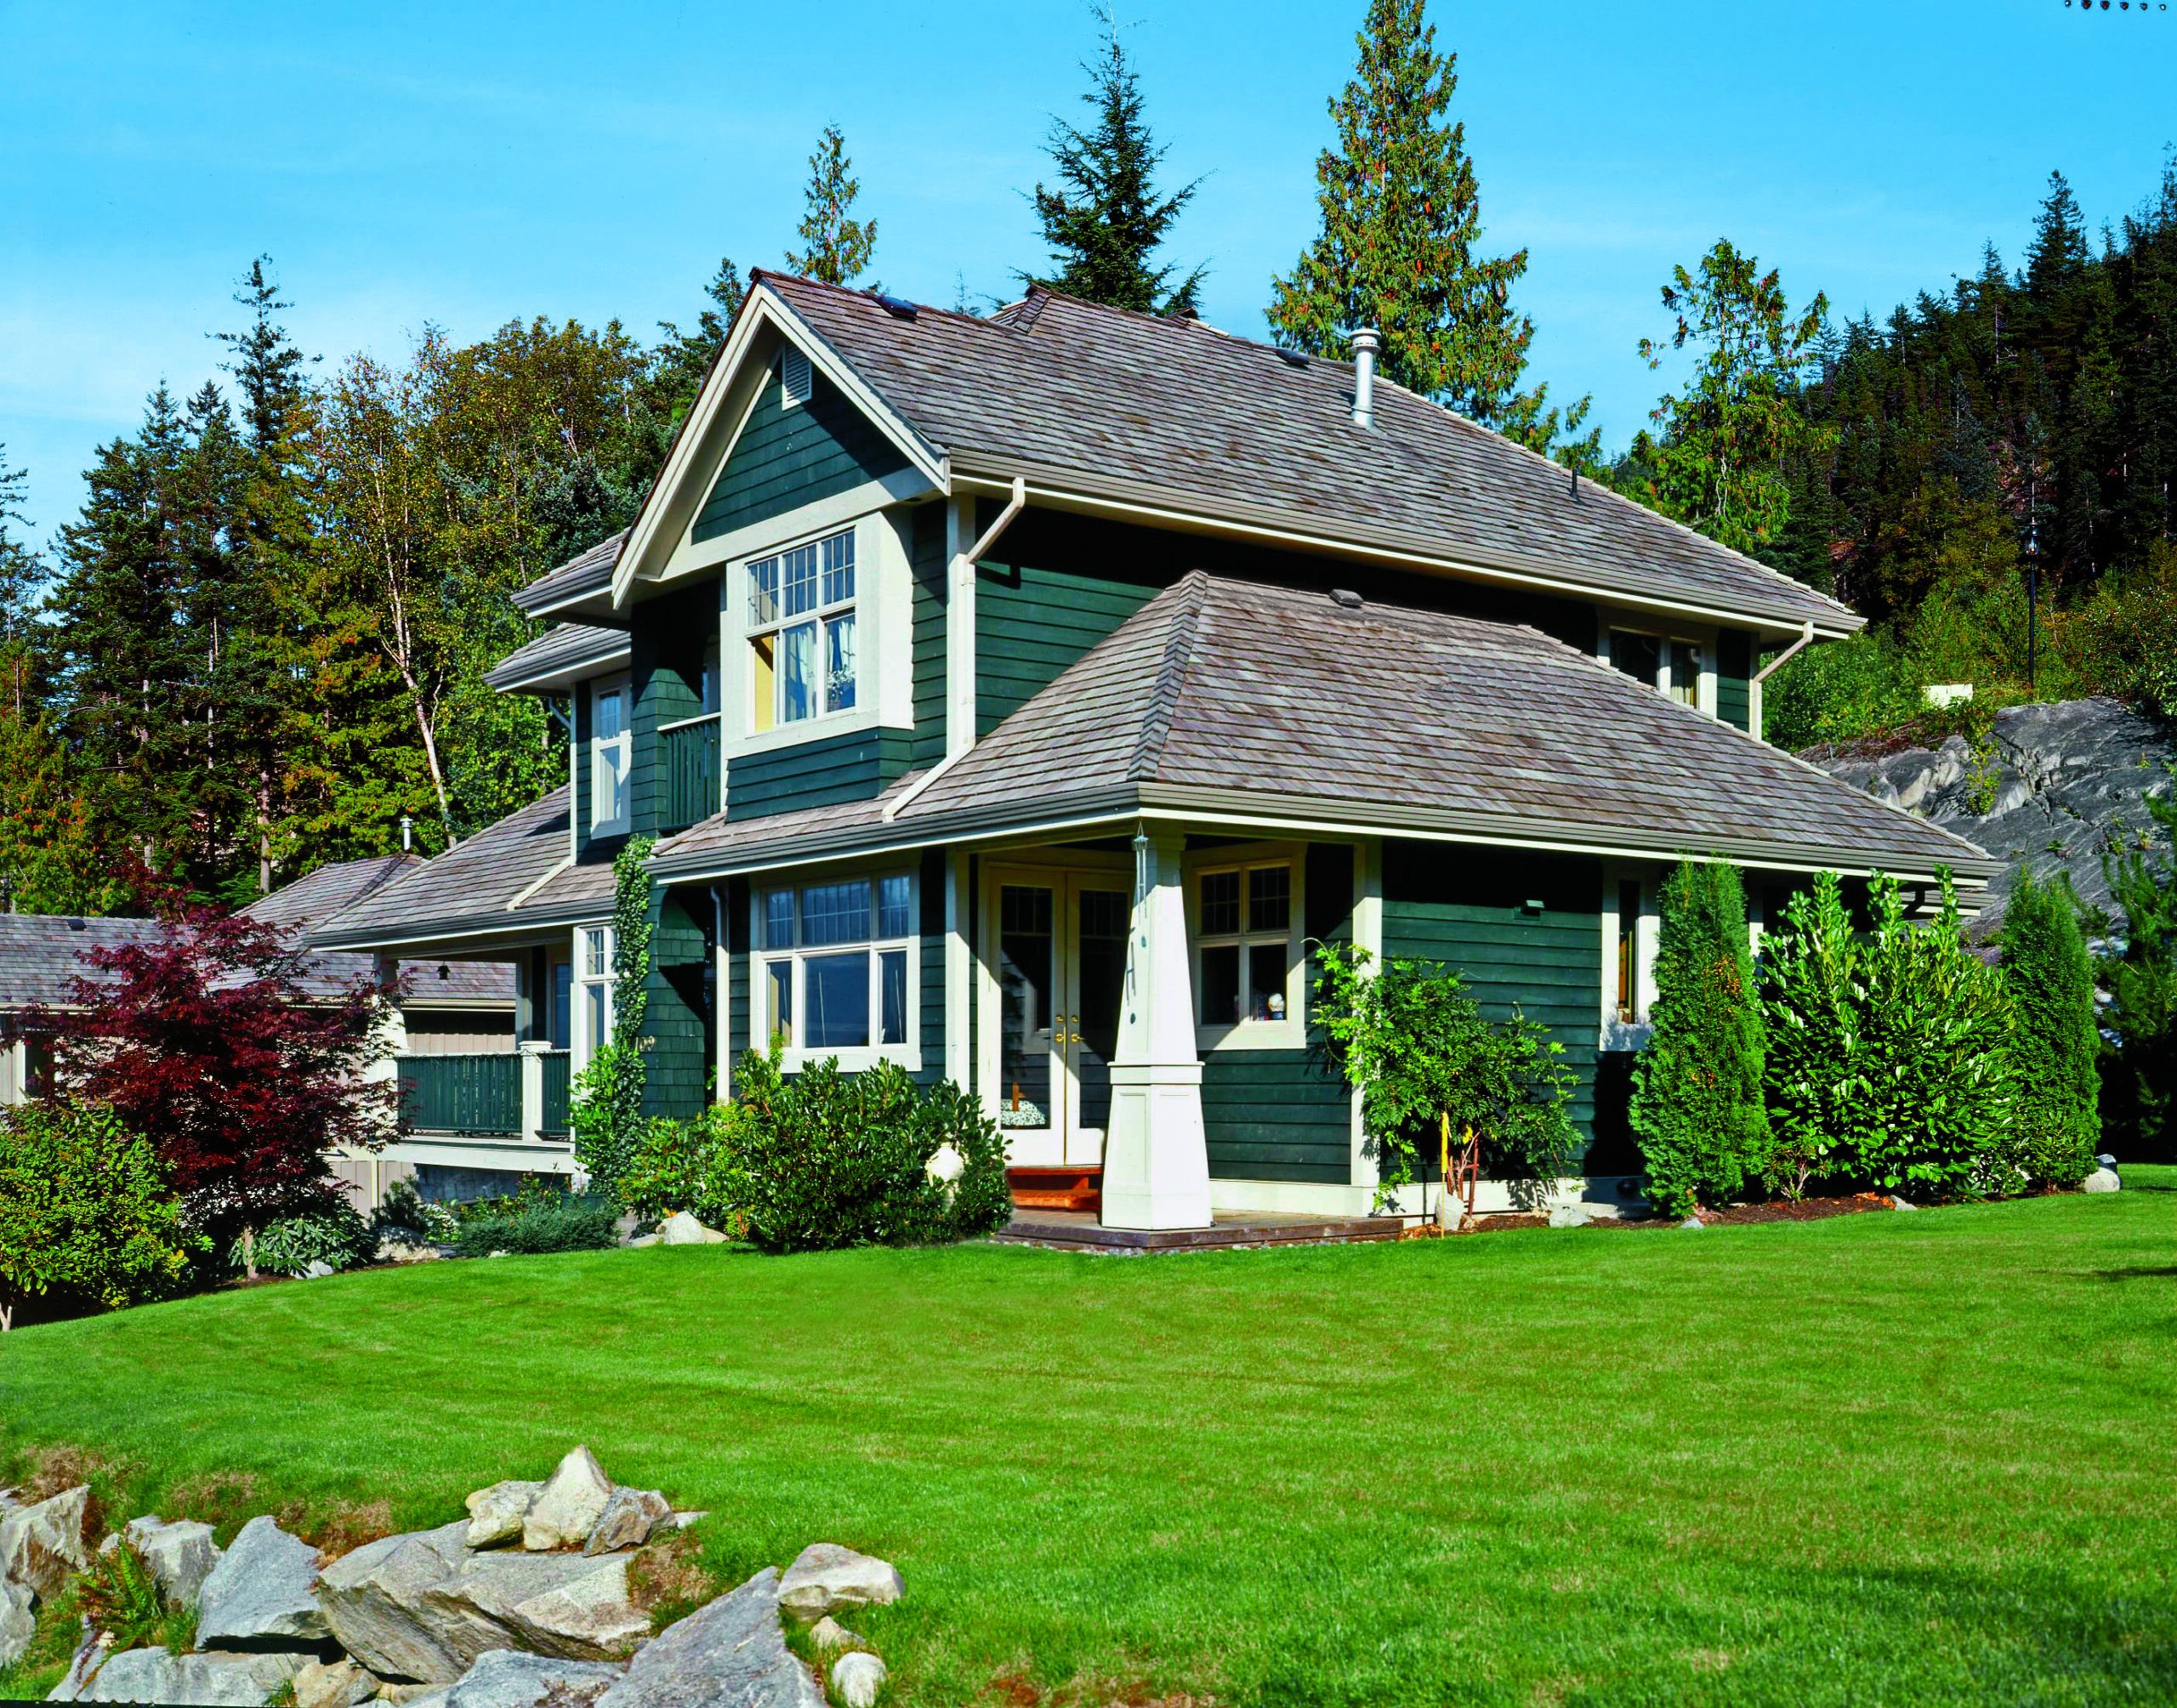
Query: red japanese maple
43,904,397,1229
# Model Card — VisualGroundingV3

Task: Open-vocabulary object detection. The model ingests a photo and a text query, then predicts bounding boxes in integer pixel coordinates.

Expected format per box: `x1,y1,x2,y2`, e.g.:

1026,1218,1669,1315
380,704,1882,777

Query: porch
993,1206,1404,1254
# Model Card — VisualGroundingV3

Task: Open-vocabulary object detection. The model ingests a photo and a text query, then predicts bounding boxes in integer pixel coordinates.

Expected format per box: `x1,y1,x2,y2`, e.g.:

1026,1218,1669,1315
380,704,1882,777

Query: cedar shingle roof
0,915,164,1010
753,274,1859,635
651,573,1992,881
242,856,514,1002
312,788,614,951
513,531,625,616
485,623,630,692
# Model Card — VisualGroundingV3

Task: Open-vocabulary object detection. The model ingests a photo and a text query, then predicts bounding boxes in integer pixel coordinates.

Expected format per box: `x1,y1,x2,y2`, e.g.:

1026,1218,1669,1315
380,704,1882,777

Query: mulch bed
1403,1190,1906,1238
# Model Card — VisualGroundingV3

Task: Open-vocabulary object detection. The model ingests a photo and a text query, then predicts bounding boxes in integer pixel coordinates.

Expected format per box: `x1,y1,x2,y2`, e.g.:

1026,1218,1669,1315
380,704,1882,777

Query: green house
314,274,1996,1228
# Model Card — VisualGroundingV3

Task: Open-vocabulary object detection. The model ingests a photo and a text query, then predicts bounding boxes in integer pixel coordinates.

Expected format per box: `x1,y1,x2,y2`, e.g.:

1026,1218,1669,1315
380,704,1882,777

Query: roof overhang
485,629,633,695
607,281,950,610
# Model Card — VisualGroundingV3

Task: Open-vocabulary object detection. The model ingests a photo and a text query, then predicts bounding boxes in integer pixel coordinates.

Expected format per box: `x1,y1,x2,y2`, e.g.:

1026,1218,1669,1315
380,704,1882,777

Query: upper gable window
747,528,855,732
589,678,631,832
780,347,813,408
1609,629,1708,712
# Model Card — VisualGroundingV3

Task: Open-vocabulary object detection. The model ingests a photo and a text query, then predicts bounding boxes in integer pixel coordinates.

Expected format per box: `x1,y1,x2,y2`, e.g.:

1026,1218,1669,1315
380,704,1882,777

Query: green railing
539,1049,572,1138
397,1053,522,1136
662,716,721,832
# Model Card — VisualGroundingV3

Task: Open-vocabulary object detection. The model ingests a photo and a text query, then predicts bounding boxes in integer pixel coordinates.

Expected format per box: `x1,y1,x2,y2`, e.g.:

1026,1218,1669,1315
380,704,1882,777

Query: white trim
944,848,971,1090
1349,837,1382,1200
660,469,932,587
945,493,977,760
1184,843,1307,1051
748,868,922,1073
588,676,632,835
507,855,573,914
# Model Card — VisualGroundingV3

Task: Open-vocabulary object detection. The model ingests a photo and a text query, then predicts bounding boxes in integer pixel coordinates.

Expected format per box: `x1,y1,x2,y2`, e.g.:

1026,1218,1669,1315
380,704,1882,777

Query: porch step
1007,1165,1102,1216
993,1208,1406,1254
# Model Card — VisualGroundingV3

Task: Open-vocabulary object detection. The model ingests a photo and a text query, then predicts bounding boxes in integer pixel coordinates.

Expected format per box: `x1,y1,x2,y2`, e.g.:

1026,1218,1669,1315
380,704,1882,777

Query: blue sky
3,0,2173,541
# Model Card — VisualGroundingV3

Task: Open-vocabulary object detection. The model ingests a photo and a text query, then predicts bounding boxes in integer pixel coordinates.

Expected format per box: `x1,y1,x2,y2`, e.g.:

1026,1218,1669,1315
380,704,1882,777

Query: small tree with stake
37,903,393,1271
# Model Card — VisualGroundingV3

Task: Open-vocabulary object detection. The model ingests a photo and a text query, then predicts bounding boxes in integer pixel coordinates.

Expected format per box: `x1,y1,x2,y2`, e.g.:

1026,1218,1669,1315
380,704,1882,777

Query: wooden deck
992,1206,1405,1254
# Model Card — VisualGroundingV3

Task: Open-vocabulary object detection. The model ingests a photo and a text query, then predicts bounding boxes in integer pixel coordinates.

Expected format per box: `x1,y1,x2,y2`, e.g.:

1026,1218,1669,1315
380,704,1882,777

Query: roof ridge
1127,570,1212,783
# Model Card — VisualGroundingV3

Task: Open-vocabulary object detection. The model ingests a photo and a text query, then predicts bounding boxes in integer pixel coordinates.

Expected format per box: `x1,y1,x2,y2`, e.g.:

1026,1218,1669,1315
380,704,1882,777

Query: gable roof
651,572,1990,883
0,914,165,1011
242,855,514,1003
311,787,614,953
747,274,1858,637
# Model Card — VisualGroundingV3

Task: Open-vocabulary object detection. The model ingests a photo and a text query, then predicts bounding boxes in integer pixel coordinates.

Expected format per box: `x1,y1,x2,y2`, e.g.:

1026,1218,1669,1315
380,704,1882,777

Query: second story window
590,678,630,832
747,529,855,733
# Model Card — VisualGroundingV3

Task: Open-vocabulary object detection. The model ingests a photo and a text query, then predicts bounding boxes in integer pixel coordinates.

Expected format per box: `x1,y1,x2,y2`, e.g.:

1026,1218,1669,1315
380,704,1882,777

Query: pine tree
1267,0,1587,453
0,447,45,660
1629,860,1771,1216
2099,773,2177,1156
1998,865,2101,1187
788,126,877,286
1026,8,1204,315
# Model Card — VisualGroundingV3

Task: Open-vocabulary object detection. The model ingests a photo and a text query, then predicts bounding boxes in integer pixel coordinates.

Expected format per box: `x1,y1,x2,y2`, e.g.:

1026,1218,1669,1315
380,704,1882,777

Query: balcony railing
539,1048,572,1137
398,1053,522,1135
662,715,721,833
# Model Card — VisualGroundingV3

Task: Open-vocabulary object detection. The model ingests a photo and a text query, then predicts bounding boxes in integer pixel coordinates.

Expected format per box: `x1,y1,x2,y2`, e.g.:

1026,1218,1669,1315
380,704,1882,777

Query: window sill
777,1044,921,1075
1196,1021,1307,1053
732,701,882,759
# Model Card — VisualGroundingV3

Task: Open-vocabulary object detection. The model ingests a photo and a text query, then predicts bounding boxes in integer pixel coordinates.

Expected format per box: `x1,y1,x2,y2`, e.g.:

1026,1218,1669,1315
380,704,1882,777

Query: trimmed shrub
1999,866,2101,1187
623,1106,747,1229
452,1189,620,1257
230,1200,377,1278
0,1098,201,1330
1758,871,1862,1200
2098,769,2177,1159
727,1053,1010,1253
1630,861,1770,1217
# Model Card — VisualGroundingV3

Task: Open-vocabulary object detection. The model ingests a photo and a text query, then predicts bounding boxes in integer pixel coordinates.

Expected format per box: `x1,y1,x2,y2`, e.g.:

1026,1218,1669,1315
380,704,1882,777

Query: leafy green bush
452,1189,620,1257
0,1099,202,1330
1999,866,2101,1187
372,1177,459,1246
1758,871,1862,1200
726,1053,1010,1253
229,1200,378,1278
1629,862,1771,1217
1762,629,1927,751
2097,767,2177,1157
622,1106,747,1229
1313,942,1577,1208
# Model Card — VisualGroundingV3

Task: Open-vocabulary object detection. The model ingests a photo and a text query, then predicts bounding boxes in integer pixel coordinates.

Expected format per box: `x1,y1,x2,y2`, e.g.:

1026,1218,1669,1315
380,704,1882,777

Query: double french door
990,870,1129,1168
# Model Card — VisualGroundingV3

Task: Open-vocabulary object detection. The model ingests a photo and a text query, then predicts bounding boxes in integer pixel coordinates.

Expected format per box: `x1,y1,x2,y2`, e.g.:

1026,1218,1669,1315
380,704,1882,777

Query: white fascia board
655,466,933,587
489,642,632,696
948,467,1858,644
610,288,948,608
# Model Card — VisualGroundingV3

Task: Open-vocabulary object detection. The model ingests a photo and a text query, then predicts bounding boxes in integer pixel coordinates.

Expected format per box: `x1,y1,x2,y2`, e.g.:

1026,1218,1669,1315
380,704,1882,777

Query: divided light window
589,679,630,831
756,874,913,1053
577,926,613,1060
747,530,855,733
1608,629,1705,709
1196,863,1293,1030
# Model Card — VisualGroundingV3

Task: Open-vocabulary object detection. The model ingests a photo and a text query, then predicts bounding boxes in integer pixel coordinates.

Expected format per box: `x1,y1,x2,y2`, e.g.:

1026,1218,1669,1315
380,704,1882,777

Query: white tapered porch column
1100,829,1212,1229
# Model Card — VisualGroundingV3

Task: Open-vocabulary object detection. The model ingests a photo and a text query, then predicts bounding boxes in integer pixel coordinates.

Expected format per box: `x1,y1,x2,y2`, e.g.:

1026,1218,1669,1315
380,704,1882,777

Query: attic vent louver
1330,588,1363,610
780,347,813,406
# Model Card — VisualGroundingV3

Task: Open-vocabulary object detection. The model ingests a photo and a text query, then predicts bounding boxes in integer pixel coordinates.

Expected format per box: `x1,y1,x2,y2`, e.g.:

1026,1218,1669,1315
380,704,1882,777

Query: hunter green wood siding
571,686,593,860
1381,841,1603,1164
976,560,1162,737
1202,842,1356,1185
630,584,713,837
725,877,752,1081
644,885,713,1120
691,366,907,545
725,729,915,820
916,847,945,1087
910,502,948,769
1716,629,1752,732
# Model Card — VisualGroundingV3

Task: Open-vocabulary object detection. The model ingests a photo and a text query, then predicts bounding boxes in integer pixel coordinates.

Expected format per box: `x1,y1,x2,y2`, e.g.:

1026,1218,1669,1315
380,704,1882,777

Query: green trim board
725,728,915,821
1381,840,1604,1166
691,365,908,545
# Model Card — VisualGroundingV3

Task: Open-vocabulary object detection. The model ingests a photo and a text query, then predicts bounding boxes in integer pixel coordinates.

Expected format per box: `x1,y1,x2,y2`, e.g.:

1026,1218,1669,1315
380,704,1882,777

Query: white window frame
573,925,614,1070
1604,625,1716,716
588,676,632,833
750,871,920,1073
1187,848,1306,1051
743,526,858,735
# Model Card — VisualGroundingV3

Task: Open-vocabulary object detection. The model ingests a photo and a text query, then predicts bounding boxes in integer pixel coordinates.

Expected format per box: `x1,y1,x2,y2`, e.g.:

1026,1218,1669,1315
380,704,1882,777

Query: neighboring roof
744,275,1858,636
312,788,615,952
485,623,632,694
242,855,514,1004
651,573,1992,882
0,915,164,1011
514,531,625,617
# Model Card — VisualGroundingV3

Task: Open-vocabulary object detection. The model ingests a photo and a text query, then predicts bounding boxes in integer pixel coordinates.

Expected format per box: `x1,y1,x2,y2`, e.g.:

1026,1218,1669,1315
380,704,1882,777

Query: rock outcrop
109,1516,220,1609
195,1516,328,1649
594,1569,823,1708
1804,697,2174,934
0,1484,92,1599
49,1644,316,1704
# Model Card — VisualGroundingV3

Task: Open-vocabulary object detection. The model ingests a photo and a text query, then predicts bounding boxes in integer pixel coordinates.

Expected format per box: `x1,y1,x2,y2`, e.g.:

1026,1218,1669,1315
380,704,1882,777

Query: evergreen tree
1629,239,1832,561
0,448,46,658
1267,0,1589,456
1026,8,1204,315
2098,773,2177,1158
788,126,877,286
1629,860,1771,1216
1998,865,2101,1187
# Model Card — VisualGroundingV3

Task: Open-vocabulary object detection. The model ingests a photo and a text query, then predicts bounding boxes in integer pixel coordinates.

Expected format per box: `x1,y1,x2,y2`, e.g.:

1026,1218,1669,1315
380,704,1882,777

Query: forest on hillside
0,0,2171,914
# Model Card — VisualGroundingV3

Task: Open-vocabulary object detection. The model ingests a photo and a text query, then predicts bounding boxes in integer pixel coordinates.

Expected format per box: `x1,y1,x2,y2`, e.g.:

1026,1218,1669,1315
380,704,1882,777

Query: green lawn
4,1178,2174,1706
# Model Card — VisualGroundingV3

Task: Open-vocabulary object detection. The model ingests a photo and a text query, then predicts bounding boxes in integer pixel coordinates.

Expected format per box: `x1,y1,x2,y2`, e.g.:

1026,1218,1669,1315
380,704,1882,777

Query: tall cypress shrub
1755,871,1862,1199
1630,860,1770,1216
1999,866,2100,1187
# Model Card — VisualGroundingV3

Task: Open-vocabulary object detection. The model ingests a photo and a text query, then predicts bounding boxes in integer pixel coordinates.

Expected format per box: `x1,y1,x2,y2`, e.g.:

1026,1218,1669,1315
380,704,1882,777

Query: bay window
747,529,855,733
754,873,914,1061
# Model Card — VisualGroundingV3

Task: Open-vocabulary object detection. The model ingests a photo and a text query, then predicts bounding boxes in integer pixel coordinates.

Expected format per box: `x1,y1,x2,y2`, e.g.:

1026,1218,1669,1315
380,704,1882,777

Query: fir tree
1026,8,1204,315
1998,865,2101,1187
213,257,313,459
1629,860,1771,1216
1267,0,1589,455
788,126,877,286
2098,772,2177,1156
0,447,46,657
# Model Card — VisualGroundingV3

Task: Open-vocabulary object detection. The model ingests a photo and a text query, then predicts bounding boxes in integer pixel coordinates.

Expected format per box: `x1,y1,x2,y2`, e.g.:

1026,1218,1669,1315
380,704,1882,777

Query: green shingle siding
725,877,752,1074
910,503,948,770
975,560,1162,737
630,584,713,837
916,847,946,1087
725,729,915,820
1201,841,1356,1186
691,366,907,544
1381,841,1603,1166
644,885,713,1120
1716,628,1752,732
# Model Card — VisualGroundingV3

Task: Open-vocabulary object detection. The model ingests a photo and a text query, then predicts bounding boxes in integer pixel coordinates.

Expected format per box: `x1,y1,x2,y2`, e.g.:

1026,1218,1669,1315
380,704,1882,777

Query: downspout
1748,621,1817,744
883,475,1028,822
